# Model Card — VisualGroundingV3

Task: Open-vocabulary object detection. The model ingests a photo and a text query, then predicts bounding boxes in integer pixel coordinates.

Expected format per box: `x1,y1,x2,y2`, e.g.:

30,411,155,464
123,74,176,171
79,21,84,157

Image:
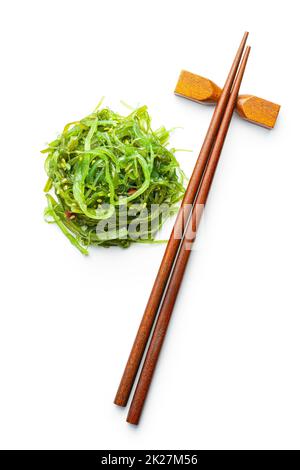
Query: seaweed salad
42,103,185,254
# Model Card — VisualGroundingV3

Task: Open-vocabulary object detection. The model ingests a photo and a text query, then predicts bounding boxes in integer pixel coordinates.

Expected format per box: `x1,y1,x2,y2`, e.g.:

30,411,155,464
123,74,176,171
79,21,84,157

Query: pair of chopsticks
114,32,251,425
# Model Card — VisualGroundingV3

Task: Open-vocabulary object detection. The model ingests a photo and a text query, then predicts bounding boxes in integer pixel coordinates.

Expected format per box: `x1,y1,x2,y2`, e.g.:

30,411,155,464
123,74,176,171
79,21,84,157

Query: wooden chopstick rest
175,70,280,129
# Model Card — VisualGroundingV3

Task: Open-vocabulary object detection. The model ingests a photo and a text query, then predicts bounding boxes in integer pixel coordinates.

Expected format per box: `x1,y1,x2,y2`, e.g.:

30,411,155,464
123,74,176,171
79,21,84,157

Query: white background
0,0,299,450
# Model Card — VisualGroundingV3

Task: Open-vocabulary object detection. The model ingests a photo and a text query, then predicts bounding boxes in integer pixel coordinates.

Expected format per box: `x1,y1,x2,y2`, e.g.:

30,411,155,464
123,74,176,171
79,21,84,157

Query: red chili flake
128,188,137,195
65,210,75,219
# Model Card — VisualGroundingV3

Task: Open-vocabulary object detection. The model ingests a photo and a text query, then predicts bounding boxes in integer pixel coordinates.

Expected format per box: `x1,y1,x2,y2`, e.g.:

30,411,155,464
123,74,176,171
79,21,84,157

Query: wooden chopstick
127,46,251,425
114,32,249,408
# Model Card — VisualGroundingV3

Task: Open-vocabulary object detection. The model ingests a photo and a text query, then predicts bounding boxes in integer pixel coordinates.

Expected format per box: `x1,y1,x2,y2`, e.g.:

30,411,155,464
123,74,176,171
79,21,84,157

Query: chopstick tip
114,397,127,407
126,417,139,426
242,31,249,43
240,32,249,50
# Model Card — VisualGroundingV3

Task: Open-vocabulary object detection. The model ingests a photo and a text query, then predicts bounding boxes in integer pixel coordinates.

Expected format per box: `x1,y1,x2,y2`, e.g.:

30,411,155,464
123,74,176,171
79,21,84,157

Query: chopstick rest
175,70,280,129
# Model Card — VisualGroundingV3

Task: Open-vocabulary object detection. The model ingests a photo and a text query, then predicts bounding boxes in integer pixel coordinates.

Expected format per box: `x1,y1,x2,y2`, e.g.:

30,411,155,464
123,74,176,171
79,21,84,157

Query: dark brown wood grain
126,46,251,426
114,33,249,409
